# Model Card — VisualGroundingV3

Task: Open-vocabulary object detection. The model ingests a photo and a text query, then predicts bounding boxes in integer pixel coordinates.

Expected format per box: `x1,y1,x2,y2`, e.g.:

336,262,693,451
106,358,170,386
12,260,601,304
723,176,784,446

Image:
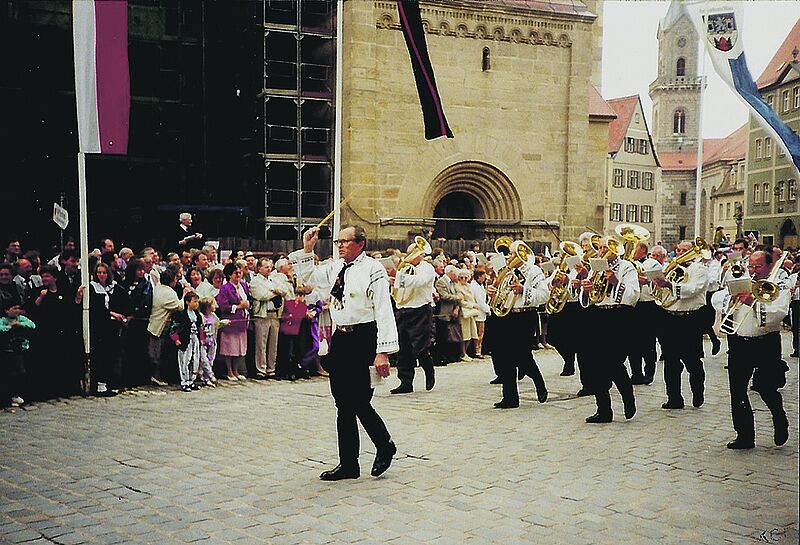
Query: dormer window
676,57,686,77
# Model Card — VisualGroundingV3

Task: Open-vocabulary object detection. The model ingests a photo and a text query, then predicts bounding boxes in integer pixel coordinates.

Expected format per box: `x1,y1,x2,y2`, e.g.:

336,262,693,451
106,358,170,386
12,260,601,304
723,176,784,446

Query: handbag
446,321,463,343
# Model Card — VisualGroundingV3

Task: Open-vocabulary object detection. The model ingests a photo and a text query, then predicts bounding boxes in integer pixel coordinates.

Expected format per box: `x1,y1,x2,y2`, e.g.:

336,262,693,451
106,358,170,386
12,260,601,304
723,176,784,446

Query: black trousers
585,306,635,416
660,309,705,403
790,300,799,354
548,302,577,371
628,301,659,379
727,332,787,442
492,311,545,404
396,305,433,386
323,322,392,468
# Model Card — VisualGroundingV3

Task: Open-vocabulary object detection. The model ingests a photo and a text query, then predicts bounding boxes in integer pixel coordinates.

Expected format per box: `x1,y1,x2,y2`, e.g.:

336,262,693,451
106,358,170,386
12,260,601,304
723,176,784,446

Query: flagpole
693,2,707,240
332,0,344,252
78,152,91,392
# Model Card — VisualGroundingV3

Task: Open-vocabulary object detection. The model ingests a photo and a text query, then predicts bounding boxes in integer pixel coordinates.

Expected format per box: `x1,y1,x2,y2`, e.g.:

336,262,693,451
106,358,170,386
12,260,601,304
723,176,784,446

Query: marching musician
291,225,398,481
711,250,790,449
547,256,581,378
702,251,723,356
628,241,660,385
387,242,437,394
789,263,799,358
569,232,599,397
651,239,709,410
486,240,549,409
580,235,638,423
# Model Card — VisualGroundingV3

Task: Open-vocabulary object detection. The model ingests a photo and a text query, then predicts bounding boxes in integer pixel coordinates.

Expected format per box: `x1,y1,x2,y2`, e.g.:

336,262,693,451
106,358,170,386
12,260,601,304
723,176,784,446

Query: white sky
601,0,800,138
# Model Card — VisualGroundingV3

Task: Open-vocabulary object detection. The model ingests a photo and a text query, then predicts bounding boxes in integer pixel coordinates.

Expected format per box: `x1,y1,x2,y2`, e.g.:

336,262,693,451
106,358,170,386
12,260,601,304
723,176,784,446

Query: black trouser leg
611,358,635,406
664,357,685,402
685,357,705,397
594,390,612,417
396,344,415,387
727,349,755,442
791,301,799,353
521,351,546,394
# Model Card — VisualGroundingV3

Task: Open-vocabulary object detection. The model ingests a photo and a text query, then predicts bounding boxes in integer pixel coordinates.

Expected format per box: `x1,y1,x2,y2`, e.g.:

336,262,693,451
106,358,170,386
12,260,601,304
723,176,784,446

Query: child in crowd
276,285,311,380
169,292,204,392
198,297,228,387
0,311,36,408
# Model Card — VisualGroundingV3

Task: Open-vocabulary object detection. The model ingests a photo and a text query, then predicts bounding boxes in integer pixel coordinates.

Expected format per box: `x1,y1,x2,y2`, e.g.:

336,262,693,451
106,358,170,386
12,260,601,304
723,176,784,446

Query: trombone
720,251,788,335
651,237,711,308
391,236,431,306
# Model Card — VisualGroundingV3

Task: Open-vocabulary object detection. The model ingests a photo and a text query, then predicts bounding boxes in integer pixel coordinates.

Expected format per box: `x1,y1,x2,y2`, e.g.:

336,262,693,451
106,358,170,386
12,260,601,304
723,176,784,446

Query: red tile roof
588,85,617,119
659,123,748,171
606,95,639,154
756,19,800,89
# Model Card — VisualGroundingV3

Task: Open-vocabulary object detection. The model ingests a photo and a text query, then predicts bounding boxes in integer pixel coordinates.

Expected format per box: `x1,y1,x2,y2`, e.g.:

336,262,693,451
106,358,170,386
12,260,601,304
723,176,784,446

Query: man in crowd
433,262,462,366
13,258,43,298
251,258,290,379
147,269,191,386
4,240,22,264
177,212,203,252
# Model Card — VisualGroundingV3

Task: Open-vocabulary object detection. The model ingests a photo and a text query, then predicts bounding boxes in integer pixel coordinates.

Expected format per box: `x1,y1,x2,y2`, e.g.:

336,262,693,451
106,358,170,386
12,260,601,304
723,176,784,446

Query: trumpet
545,241,583,314
651,237,711,308
720,251,788,335
489,240,532,317
391,236,431,306
581,237,623,307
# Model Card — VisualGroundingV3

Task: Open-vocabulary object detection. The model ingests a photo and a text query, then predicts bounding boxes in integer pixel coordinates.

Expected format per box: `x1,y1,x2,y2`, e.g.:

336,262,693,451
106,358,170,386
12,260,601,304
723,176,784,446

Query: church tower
649,1,704,153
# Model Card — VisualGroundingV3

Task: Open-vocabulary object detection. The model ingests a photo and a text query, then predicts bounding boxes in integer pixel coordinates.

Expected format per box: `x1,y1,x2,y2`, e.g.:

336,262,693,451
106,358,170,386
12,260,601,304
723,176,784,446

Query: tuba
651,237,711,308
391,236,431,306
720,251,788,335
494,236,514,257
545,241,583,314
489,240,532,317
581,237,624,307
615,223,650,273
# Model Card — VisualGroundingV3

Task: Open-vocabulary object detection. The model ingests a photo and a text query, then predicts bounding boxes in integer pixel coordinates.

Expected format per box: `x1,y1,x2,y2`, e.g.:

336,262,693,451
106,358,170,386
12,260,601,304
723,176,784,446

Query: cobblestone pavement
1,333,798,545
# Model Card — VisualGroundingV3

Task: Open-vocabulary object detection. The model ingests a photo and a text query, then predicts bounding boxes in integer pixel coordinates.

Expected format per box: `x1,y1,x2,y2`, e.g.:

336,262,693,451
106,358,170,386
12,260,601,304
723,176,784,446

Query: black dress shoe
371,441,397,477
560,368,575,377
390,385,413,395
726,439,755,450
711,340,721,356
320,464,360,481
790,352,799,358
692,391,704,408
517,368,525,380
493,400,519,409
489,376,502,385
630,375,647,385
643,375,654,385
585,412,613,423
774,415,789,446
94,389,118,397
576,388,591,397
661,400,685,409
537,389,548,403
424,369,435,391
624,400,636,420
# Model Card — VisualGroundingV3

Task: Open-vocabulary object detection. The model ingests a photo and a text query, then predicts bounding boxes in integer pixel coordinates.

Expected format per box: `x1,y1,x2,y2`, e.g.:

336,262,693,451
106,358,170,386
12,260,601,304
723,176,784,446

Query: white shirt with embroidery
394,260,436,309
711,285,790,337
290,250,399,354
513,261,549,309
596,258,640,308
705,259,723,292
790,272,800,302
665,260,708,311
638,257,662,303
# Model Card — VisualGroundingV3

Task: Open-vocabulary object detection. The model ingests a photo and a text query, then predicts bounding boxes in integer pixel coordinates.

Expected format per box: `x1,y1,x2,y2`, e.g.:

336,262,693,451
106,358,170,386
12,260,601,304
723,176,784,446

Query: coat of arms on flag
705,12,738,52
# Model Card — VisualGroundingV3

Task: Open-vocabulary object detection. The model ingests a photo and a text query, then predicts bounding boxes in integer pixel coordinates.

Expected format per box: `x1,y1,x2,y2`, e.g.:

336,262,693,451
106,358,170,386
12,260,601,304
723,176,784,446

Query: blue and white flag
685,1,800,172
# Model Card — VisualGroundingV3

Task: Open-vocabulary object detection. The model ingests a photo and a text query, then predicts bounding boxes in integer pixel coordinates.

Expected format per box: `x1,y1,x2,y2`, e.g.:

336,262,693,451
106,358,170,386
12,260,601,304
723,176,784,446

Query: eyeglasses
334,238,356,246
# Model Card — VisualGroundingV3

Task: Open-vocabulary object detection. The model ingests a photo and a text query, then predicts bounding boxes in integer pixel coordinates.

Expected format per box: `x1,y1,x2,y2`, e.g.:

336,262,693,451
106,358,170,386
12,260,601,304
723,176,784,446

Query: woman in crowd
186,266,204,292
216,263,250,380
454,269,480,362
469,268,491,358
121,259,153,386
197,268,223,299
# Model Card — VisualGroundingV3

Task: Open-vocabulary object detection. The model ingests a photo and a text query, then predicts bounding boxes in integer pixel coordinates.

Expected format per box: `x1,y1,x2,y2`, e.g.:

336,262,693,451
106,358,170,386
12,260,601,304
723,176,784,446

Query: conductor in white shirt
291,225,399,481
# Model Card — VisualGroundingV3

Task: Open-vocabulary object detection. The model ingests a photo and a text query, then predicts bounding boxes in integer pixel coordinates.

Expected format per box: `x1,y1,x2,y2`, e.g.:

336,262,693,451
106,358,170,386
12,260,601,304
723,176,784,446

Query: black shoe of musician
774,415,789,446
537,389,548,403
517,367,525,380
790,352,799,358
585,412,613,423
576,388,591,397
624,399,636,420
711,339,721,356
726,438,755,450
424,369,435,391
320,464,360,481
390,385,413,395
692,391,704,408
630,375,647,385
643,375,654,385
493,400,519,409
489,376,502,385
371,441,397,477
560,368,575,377
661,399,685,409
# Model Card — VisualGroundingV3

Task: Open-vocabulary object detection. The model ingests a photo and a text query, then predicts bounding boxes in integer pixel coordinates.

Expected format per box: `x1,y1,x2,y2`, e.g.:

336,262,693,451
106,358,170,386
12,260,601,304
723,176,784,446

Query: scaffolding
261,0,336,240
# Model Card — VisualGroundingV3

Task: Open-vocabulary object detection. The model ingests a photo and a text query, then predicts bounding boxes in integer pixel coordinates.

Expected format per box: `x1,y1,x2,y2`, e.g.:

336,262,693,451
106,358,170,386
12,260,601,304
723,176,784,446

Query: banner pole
78,151,91,393
332,0,344,254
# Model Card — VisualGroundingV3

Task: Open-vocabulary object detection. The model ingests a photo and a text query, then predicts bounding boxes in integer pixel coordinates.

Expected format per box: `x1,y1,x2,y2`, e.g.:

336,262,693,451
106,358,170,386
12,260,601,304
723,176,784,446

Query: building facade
743,20,800,249
604,95,661,240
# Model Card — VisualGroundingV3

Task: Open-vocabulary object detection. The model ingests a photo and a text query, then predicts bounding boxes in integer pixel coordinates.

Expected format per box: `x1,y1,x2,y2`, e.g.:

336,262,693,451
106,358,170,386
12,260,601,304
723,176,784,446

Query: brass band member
388,242,437,394
629,242,661,384
579,236,638,422
487,241,549,409
569,231,600,396
711,250,790,449
652,239,709,410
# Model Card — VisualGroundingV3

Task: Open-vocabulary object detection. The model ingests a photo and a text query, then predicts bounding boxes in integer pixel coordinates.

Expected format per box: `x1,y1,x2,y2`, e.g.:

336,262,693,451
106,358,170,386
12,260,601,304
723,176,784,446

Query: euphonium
545,241,583,314
494,236,514,256
583,237,623,306
615,223,650,274
489,240,532,317
720,251,788,335
652,237,711,308
391,236,431,306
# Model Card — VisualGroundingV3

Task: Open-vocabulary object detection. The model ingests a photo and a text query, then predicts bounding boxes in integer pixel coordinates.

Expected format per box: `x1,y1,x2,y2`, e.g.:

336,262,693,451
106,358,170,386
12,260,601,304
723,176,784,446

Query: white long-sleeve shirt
516,262,549,309
664,260,708,311
789,272,800,302
705,259,722,292
711,286,790,337
596,258,640,308
470,280,491,321
290,250,399,354
394,260,436,309
638,257,662,303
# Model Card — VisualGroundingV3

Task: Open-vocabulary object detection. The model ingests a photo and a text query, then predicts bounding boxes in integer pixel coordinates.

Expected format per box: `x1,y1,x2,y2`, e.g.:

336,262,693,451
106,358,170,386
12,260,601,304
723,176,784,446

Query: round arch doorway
433,192,481,240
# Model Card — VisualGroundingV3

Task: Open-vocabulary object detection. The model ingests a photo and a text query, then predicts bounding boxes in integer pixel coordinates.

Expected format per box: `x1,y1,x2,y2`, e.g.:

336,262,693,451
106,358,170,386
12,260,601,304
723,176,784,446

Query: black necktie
330,262,353,303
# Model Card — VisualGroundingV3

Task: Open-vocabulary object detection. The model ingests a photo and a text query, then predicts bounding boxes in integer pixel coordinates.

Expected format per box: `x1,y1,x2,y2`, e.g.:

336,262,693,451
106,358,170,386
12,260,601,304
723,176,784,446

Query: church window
610,203,622,222
753,183,761,203
613,169,624,187
482,47,490,71
765,137,772,158
676,57,686,77
680,191,687,205
673,109,686,134
626,204,638,222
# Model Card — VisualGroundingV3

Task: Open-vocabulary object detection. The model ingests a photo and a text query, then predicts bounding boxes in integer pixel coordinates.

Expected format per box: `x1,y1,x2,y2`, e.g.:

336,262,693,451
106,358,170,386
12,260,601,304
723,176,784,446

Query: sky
601,0,800,138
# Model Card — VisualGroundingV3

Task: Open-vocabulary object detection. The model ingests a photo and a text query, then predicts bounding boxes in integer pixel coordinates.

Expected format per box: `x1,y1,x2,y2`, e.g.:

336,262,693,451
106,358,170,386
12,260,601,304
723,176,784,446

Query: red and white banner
72,0,130,155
